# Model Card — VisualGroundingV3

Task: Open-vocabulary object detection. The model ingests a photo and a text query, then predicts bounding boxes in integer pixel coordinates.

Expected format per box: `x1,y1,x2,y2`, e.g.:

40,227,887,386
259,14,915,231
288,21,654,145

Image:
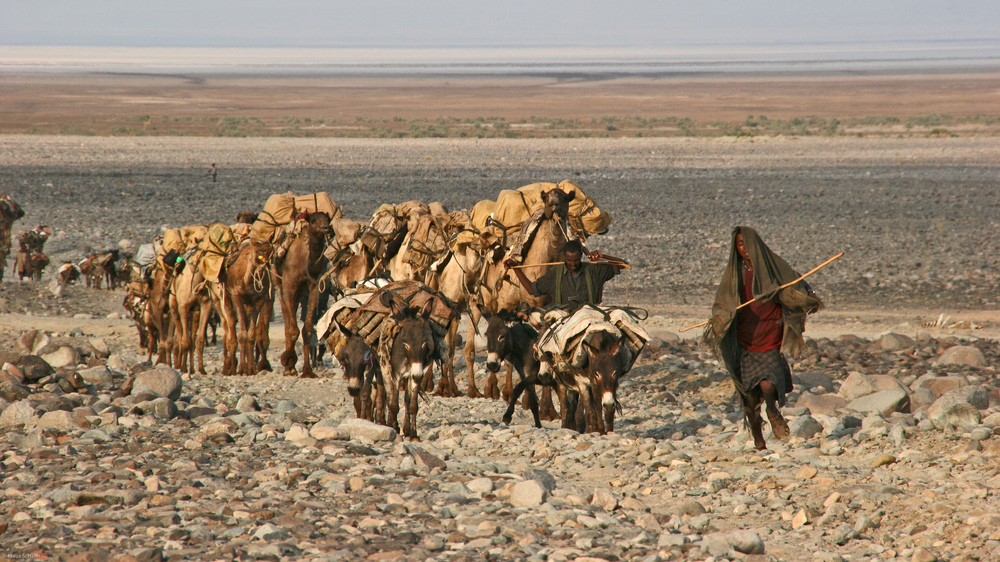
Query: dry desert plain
0,71,999,561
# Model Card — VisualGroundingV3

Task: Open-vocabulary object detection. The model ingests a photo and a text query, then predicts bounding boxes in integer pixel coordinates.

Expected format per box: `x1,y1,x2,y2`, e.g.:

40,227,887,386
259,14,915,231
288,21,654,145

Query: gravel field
2,135,999,312
2,135,1000,561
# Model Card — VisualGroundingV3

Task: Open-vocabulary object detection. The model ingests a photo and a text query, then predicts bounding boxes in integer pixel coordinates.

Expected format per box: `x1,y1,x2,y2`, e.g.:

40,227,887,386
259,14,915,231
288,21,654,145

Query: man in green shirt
507,240,628,308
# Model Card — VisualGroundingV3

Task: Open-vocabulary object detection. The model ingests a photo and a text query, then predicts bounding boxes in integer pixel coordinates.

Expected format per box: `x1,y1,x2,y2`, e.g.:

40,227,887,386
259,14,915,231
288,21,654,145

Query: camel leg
279,290,300,377
195,298,212,375
299,285,319,378
220,296,238,376
256,298,273,373
463,317,481,398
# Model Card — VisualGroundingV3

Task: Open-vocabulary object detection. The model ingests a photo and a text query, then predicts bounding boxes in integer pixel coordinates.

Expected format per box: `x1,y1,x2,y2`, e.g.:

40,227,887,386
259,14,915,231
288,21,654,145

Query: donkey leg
539,386,559,421
526,385,542,429
502,377,532,425
501,363,514,403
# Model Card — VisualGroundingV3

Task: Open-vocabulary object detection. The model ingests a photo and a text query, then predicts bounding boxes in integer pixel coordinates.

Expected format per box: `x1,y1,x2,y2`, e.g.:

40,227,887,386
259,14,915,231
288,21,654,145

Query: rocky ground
1,136,999,561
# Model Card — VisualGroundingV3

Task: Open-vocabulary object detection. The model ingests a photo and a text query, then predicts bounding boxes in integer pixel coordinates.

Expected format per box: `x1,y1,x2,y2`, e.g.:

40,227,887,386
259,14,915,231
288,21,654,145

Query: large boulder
40,346,81,369
15,330,49,355
19,355,54,382
911,374,968,397
839,372,875,401
132,365,183,400
787,415,824,438
936,346,988,368
794,372,836,394
927,386,989,429
78,366,114,385
338,418,398,442
847,389,910,416
795,393,848,416
0,400,38,428
878,333,916,351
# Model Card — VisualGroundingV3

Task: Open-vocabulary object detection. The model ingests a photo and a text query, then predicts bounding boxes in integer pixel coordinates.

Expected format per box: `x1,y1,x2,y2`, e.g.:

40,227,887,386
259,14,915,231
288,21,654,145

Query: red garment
736,265,784,352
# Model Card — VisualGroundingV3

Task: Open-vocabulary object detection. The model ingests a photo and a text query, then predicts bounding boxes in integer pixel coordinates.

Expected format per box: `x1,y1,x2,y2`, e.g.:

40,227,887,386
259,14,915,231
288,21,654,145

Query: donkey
485,310,546,428
335,333,385,424
384,297,437,440
551,330,626,434
277,212,331,378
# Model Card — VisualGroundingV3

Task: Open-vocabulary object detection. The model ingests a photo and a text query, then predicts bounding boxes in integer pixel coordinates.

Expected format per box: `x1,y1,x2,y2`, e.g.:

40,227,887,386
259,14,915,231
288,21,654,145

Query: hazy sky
2,0,998,49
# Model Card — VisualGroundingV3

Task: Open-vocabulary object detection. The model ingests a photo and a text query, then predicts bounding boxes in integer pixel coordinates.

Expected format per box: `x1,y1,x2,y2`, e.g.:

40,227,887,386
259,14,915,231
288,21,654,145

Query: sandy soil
2,71,999,136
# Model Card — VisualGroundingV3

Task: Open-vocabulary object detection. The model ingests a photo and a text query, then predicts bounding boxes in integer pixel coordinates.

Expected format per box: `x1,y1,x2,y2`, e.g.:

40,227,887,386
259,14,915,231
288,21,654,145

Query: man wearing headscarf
705,226,822,450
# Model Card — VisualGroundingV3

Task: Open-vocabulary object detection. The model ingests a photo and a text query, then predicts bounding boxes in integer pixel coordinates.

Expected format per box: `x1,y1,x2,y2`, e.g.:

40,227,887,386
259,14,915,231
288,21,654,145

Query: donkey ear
609,339,622,356
420,299,433,319
563,189,576,202
476,303,492,320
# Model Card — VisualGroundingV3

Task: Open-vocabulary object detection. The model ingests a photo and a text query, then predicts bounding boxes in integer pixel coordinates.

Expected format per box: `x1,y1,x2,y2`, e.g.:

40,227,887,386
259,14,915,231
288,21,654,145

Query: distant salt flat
1,41,998,75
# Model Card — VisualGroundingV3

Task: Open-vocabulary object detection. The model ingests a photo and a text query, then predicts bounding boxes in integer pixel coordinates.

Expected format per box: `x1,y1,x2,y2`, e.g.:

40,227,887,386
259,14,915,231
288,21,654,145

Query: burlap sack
197,223,234,282
180,225,208,250
251,191,296,243
294,192,342,220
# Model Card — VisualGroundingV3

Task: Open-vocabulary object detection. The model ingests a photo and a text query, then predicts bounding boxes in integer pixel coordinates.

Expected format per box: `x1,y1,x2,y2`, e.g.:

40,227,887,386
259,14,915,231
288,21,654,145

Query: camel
218,238,275,376
145,250,181,365
429,238,484,397
276,212,331,378
473,188,576,410
0,194,24,281
169,261,214,374
14,226,51,281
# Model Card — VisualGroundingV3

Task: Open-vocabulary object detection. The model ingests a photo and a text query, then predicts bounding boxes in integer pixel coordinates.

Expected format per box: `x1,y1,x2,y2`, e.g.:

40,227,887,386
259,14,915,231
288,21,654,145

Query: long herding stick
509,260,632,270
678,252,845,333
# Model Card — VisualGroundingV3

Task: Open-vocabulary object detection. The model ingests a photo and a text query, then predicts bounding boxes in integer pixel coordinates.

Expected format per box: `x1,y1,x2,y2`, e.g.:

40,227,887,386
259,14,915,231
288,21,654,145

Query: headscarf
704,226,823,364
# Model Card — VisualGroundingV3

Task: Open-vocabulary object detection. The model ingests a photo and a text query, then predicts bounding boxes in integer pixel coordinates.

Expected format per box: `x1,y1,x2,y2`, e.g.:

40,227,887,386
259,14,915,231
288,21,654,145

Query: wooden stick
509,260,632,270
678,252,845,333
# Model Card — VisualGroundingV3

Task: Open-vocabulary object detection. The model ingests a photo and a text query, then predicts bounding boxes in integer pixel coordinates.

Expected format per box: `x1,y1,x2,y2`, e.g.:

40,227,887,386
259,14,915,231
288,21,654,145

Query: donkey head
337,333,372,398
484,309,520,373
390,299,436,382
582,331,624,413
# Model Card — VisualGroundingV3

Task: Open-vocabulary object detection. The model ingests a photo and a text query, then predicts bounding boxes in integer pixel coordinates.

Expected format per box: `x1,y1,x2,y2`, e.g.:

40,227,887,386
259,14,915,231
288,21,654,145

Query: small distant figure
209,163,217,183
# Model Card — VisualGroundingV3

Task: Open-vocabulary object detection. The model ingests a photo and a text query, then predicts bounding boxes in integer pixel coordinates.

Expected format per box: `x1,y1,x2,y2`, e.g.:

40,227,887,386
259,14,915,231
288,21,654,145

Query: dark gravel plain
1,135,998,313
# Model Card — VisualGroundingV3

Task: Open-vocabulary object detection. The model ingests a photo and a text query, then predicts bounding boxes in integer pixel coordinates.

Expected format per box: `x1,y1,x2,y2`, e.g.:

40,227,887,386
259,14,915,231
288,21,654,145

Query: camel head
540,189,574,221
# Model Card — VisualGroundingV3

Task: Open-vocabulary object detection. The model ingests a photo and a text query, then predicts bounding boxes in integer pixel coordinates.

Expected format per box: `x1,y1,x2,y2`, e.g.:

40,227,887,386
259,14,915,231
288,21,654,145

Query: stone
151,398,178,420
466,477,494,494
406,445,447,469
253,522,289,541
703,530,765,556
15,330,49,355
236,395,260,412
41,346,80,369
310,420,350,441
832,524,860,545
871,453,896,468
38,410,87,431
522,468,557,492
936,345,987,367
912,374,968,397
788,415,824,438
840,371,875,400
795,393,848,416
792,508,810,529
77,366,113,385
510,480,548,507
132,365,183,400
878,333,916,351
0,381,31,402
847,389,910,416
88,337,110,358
635,513,662,533
928,387,989,429
911,546,939,562
591,488,619,511
20,355,54,381
869,375,910,394
338,418,398,441
1,399,38,428
795,371,836,393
